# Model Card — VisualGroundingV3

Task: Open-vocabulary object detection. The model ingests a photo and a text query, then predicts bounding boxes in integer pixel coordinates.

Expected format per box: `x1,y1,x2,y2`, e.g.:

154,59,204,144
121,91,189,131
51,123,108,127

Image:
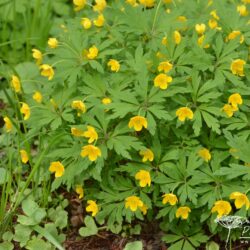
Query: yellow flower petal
135,170,151,187
128,116,148,131
80,145,102,161
49,161,65,178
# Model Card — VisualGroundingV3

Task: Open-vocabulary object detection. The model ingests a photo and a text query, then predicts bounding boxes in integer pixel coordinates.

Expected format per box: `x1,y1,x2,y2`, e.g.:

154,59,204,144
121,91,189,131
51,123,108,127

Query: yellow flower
107,59,120,72
93,14,105,27
177,15,187,22
20,102,30,120
71,127,85,137
75,185,84,199
128,116,148,131
195,23,206,35
210,10,219,20
139,0,155,7
208,19,218,29
49,161,65,178
222,104,238,117
20,150,29,164
33,91,43,103
211,200,232,218
32,49,43,65
125,196,143,212
228,93,243,108
102,97,112,104
73,0,86,11
86,46,99,60
4,117,12,132
163,0,172,3
81,18,92,29
174,30,181,44
135,170,151,187
154,73,172,90
176,107,193,122
139,149,154,162
158,61,173,73
237,5,248,16
11,75,21,93
243,0,250,3
71,100,86,116
162,193,178,205
40,64,54,80
48,38,58,49
227,31,244,43
198,148,211,162
207,0,213,6
230,192,249,209
197,35,210,48
83,126,98,143
93,0,107,12
161,36,168,46
81,145,102,161
231,59,246,76
86,200,99,216
176,206,191,220
140,204,147,215
126,0,138,7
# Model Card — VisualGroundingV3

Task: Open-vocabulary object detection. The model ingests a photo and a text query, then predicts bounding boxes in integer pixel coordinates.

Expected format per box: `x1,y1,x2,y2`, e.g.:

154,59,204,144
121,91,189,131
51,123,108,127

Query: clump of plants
1,0,250,249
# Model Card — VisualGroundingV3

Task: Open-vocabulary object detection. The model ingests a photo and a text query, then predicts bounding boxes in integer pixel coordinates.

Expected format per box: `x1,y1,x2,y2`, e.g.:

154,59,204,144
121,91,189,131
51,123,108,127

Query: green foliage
123,241,143,250
79,216,98,237
1,0,250,249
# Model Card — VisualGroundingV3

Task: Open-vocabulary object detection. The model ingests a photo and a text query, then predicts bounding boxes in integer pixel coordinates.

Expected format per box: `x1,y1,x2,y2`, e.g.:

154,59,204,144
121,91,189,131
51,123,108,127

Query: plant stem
151,0,163,35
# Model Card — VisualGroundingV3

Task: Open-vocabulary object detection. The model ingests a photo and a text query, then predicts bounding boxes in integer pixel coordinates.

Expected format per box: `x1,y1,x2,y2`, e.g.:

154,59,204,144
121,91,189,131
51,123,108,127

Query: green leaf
79,216,98,237
13,224,32,247
20,199,46,224
89,60,104,73
224,131,250,162
168,239,184,250
123,241,143,250
43,223,66,244
201,110,220,134
26,237,52,250
107,135,143,159
0,242,14,250
33,225,64,250
48,207,68,229
192,110,202,136
206,241,220,250
146,111,156,135
215,164,250,180
0,168,8,184
148,105,172,120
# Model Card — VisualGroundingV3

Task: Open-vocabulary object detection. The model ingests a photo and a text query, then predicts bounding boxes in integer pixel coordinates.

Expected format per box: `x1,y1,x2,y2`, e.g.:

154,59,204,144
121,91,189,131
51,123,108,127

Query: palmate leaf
197,92,222,103
224,131,250,162
215,164,250,180
108,102,138,119
148,104,172,120
200,109,220,134
220,114,248,131
107,135,143,159
120,5,151,34
79,74,107,96
28,107,60,130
